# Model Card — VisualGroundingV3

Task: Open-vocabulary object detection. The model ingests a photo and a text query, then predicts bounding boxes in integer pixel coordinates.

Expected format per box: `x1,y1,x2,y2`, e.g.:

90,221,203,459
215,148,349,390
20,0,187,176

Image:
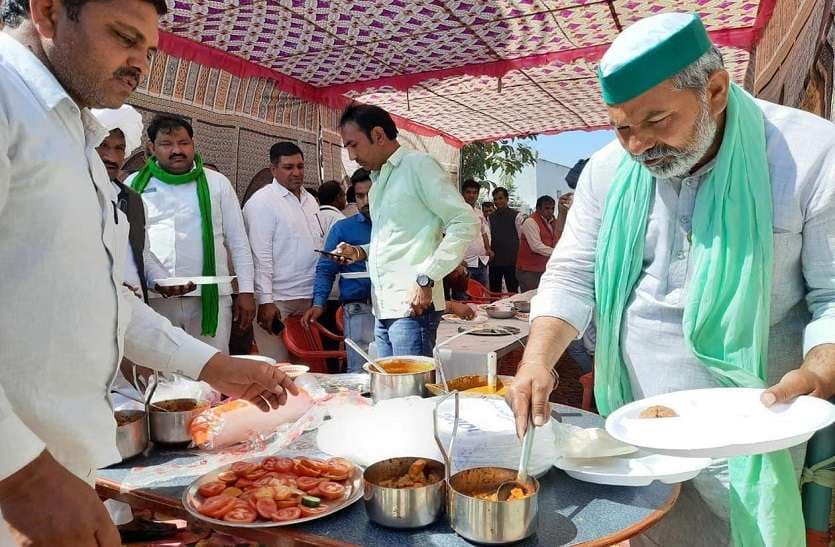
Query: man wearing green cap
506,12,835,547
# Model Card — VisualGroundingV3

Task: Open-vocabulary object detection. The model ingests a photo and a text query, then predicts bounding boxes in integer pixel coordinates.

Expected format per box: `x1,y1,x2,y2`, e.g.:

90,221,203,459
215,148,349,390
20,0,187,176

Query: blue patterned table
97,405,679,546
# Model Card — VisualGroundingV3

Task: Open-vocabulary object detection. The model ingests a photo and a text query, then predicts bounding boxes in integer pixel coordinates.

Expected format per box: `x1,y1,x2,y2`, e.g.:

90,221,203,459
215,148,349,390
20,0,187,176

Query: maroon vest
516,212,556,273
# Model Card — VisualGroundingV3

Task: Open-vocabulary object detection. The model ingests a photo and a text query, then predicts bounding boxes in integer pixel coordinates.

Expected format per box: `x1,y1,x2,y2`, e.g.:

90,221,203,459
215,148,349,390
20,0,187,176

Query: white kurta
0,32,217,483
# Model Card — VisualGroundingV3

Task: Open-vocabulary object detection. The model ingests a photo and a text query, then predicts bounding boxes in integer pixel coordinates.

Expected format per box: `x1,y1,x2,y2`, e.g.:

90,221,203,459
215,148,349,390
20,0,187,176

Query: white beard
632,97,718,179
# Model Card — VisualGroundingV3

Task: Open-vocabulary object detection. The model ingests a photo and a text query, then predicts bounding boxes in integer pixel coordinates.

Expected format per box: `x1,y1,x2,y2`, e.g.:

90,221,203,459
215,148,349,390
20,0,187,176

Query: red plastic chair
335,305,345,334
281,316,346,373
466,279,515,303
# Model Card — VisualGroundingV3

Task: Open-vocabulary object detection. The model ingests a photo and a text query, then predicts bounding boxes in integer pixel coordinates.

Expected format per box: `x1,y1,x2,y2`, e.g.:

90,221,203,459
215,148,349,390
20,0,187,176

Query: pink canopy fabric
158,0,776,147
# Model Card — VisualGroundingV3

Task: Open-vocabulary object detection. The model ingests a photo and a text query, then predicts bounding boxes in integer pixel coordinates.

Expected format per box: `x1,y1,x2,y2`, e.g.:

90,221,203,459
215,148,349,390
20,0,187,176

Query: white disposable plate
441,313,488,324
155,276,236,287
554,450,712,486
605,388,835,459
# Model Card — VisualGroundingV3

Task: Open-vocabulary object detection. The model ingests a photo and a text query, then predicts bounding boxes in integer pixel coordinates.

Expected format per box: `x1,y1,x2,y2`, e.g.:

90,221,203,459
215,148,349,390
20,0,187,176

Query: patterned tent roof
158,0,777,146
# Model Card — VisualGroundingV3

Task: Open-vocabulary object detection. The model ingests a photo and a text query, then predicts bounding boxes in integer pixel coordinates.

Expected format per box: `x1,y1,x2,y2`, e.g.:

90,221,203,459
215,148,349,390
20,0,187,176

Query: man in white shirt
315,180,347,240
0,1,297,545
243,142,322,361
125,115,256,352
457,179,492,297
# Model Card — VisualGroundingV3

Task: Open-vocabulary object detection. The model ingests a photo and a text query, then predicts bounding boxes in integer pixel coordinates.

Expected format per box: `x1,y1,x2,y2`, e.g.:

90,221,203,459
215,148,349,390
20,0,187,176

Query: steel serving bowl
447,466,539,544
363,457,446,528
511,300,531,313
485,306,516,319
115,410,147,461
363,356,436,402
149,398,208,444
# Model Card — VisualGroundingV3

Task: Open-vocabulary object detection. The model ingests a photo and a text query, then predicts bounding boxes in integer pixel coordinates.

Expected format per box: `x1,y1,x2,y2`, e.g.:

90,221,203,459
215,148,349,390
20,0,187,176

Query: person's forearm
801,343,835,397
520,316,579,371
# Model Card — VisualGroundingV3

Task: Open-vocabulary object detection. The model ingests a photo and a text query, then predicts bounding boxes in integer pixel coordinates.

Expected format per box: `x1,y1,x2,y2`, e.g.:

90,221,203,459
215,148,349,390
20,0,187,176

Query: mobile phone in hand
314,249,343,260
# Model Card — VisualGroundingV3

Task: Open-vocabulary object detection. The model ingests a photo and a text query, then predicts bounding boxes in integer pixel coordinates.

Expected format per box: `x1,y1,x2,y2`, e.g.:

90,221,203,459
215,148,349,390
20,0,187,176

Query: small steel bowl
485,306,516,319
448,466,539,544
511,300,531,313
149,398,208,444
363,457,446,528
363,356,436,402
115,410,147,460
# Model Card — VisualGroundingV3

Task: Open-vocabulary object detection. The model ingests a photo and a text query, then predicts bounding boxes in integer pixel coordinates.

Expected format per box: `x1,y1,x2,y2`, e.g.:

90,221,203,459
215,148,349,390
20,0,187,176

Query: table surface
98,401,679,547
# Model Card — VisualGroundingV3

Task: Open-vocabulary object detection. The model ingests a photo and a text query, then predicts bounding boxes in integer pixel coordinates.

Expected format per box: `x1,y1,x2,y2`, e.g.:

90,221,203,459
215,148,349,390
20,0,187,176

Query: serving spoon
496,417,536,501
345,338,386,374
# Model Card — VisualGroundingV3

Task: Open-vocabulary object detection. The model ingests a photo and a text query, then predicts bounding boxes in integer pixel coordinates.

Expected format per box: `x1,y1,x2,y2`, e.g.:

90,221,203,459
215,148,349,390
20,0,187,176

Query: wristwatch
416,274,434,288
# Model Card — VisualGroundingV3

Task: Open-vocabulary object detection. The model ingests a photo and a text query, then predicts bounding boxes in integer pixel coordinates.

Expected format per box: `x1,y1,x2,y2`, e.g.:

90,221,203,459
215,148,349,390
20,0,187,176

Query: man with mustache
243,142,322,362
506,12,835,546
126,115,257,352
0,0,298,545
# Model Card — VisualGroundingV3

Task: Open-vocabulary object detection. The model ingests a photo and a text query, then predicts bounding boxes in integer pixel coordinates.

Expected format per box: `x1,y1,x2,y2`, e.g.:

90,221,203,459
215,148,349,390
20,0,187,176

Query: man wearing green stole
127,115,256,352
506,12,835,547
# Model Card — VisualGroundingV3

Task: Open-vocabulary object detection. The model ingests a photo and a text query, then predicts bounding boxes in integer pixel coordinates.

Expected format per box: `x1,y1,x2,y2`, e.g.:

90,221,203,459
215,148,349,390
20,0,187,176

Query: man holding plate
507,12,835,547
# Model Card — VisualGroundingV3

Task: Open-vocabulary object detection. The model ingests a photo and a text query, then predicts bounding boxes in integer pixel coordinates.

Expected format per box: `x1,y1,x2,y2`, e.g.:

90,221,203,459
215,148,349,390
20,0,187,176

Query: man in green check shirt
333,105,478,357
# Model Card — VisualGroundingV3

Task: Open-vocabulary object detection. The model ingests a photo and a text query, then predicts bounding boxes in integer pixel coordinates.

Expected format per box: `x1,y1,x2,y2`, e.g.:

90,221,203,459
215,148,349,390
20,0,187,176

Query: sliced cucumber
301,495,321,508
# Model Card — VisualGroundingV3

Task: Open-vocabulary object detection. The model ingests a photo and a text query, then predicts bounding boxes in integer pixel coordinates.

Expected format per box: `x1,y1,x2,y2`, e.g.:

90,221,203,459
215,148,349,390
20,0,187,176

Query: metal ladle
345,338,386,374
496,417,536,501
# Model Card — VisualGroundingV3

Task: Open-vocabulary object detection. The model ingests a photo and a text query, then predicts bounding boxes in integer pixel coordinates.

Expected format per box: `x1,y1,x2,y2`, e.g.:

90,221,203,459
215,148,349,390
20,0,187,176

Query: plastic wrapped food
190,390,314,449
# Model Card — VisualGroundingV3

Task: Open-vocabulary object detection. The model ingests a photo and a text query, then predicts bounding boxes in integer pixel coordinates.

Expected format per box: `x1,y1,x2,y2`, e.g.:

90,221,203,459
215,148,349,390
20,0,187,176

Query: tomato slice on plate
244,467,268,481
296,476,323,492
216,471,238,483
260,456,280,472
198,494,238,518
318,481,346,500
223,505,257,524
197,481,227,498
273,506,302,521
274,457,296,474
234,478,254,489
322,458,354,481
276,495,301,509
295,461,322,478
239,491,259,510
300,504,330,518
231,462,259,476
255,498,280,520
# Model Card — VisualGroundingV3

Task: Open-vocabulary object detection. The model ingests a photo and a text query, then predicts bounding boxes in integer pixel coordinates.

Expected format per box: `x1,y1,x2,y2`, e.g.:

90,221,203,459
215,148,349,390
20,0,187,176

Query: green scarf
131,154,219,337
594,84,804,546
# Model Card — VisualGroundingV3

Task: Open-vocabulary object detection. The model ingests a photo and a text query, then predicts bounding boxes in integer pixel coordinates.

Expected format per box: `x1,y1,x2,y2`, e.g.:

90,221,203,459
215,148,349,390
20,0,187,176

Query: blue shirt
312,213,372,308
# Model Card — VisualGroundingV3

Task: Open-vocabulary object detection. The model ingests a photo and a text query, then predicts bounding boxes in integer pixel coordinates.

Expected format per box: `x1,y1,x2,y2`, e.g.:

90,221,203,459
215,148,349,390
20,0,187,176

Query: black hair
462,179,481,192
269,142,304,164
535,195,555,209
317,180,344,206
492,187,509,199
339,104,398,141
346,186,356,203
147,115,193,142
1,0,167,27
482,201,495,208
350,168,372,185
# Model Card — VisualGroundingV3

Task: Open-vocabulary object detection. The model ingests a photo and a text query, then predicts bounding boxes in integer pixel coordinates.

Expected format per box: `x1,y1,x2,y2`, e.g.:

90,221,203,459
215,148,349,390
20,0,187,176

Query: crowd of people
0,1,833,546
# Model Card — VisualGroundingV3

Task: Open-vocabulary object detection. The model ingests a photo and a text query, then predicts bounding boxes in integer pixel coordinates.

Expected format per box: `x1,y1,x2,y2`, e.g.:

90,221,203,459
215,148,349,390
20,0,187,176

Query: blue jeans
374,308,442,358
342,302,375,373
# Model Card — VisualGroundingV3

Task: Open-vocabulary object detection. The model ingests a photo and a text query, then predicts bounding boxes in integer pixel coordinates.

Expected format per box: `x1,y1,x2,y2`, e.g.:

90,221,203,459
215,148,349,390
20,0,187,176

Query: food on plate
378,360,434,375
639,405,679,418
153,398,206,413
377,458,442,488
474,487,531,501
189,390,313,449
194,457,355,524
114,410,144,427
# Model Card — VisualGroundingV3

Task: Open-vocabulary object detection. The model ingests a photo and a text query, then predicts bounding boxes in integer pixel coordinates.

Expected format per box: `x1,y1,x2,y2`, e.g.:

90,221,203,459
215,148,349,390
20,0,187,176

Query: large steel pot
363,356,435,402
115,410,147,461
149,399,207,444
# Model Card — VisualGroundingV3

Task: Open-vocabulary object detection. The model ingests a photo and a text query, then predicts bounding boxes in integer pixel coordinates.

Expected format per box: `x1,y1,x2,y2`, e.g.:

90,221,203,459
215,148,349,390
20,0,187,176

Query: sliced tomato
305,486,321,497
273,506,302,521
274,472,299,483
300,504,330,518
244,467,268,481
255,497,280,520
296,476,324,492
276,495,301,509
318,481,346,500
234,478,254,489
274,457,296,473
295,461,322,478
221,487,242,498
322,458,354,481
198,494,238,518
223,506,257,524
197,481,227,498
216,471,238,483
239,491,259,510
231,462,259,476
260,456,280,472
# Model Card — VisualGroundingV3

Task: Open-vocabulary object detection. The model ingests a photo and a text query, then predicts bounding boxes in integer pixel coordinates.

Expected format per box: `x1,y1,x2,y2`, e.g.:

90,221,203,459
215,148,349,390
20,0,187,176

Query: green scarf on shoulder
593,84,804,546
131,154,219,337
